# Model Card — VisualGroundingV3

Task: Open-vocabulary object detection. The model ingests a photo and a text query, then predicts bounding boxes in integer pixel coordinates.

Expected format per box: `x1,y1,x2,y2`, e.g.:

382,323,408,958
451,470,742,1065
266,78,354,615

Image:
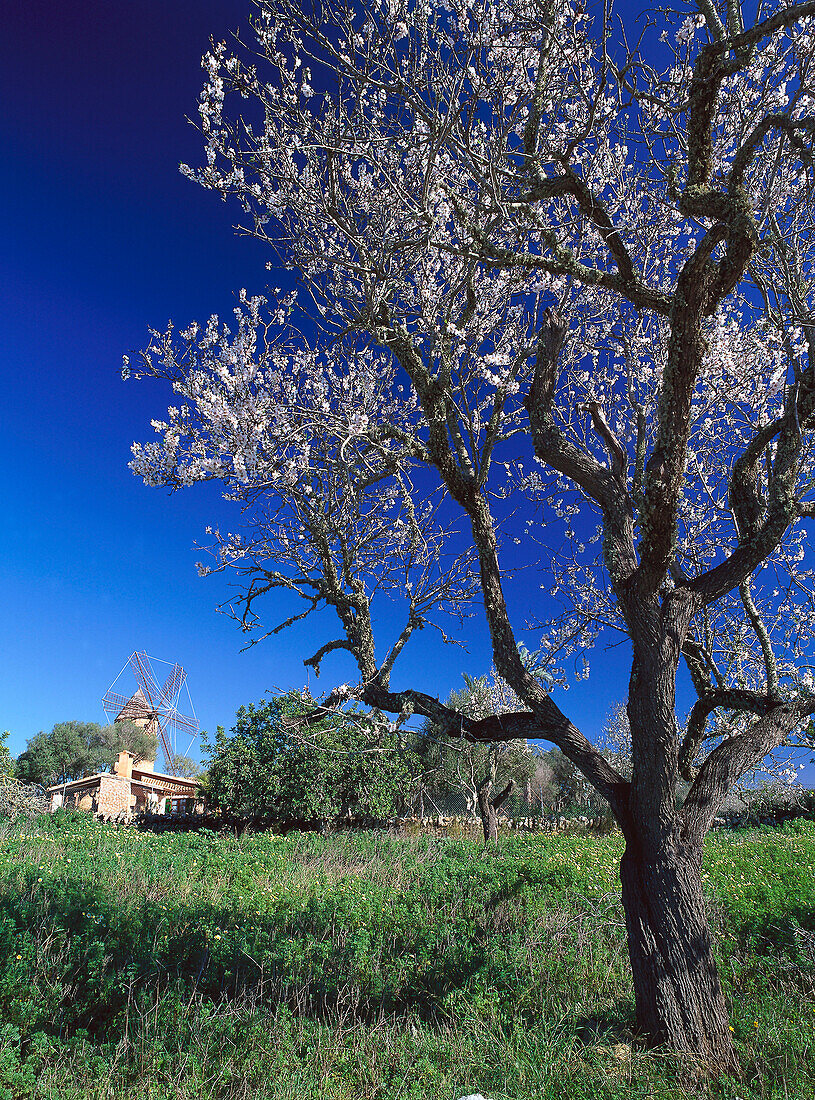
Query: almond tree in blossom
128,0,815,1070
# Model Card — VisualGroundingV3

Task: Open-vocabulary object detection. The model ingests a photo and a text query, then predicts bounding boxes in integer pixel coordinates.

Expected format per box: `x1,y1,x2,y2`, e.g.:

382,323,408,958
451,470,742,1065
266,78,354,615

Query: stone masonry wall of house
97,774,132,816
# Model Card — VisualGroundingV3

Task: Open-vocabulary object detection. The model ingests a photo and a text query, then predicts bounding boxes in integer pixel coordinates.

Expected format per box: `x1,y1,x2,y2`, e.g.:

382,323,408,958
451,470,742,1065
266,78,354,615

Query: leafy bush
203,692,416,822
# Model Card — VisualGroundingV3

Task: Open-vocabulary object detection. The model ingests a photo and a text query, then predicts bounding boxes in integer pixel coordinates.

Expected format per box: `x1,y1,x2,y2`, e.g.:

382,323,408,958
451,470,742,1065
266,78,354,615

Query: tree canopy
0,733,13,781
204,692,415,821
15,721,157,787
101,721,159,766
167,753,203,778
418,669,538,838
129,0,815,1070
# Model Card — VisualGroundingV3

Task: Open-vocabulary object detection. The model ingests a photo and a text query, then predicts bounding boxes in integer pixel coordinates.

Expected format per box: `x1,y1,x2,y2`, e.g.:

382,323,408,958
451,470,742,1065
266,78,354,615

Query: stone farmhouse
47,751,203,819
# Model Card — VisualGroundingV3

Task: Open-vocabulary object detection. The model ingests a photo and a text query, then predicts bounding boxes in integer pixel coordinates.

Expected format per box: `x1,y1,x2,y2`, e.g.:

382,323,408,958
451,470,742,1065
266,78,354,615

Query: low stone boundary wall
129,812,607,837
91,801,815,836
390,814,602,839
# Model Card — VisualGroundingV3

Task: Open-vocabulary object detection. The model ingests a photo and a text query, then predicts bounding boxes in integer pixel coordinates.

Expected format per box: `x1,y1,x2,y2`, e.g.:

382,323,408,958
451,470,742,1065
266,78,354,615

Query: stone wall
391,815,601,839
97,775,132,817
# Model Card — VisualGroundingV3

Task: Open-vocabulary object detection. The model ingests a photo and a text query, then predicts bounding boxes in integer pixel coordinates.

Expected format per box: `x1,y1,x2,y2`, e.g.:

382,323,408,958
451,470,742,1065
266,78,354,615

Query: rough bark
620,836,739,1074
476,761,514,844
610,579,743,1074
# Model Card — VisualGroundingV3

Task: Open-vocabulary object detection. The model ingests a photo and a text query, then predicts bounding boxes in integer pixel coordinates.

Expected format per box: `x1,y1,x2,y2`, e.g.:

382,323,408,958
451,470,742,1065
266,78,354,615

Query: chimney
114,751,133,779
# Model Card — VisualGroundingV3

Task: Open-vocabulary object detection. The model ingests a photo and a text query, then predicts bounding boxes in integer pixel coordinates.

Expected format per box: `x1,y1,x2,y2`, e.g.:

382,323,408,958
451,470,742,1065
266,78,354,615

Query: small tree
166,753,202,778
419,671,536,840
524,753,557,815
597,703,633,783
15,722,110,786
536,747,593,814
0,732,14,780
204,692,414,821
101,720,158,766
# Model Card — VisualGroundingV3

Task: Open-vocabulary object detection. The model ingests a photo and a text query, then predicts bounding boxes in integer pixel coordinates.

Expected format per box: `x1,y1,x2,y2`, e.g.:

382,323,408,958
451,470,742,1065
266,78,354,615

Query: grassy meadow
0,813,812,1099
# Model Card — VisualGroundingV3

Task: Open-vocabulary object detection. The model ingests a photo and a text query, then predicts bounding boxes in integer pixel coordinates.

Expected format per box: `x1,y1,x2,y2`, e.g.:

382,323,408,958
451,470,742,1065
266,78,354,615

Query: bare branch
681,697,815,843
678,687,775,782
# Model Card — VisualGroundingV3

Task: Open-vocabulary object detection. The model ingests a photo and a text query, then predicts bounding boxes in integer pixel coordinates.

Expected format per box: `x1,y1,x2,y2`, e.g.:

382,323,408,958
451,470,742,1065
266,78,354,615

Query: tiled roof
115,688,155,722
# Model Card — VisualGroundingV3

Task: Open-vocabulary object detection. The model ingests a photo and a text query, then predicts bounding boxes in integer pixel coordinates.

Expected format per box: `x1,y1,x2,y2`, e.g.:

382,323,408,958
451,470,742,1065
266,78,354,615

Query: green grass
0,813,812,1099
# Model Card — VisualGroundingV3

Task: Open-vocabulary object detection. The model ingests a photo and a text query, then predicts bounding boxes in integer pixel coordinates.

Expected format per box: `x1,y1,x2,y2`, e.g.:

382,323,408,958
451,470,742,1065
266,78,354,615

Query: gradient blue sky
2,1,811,784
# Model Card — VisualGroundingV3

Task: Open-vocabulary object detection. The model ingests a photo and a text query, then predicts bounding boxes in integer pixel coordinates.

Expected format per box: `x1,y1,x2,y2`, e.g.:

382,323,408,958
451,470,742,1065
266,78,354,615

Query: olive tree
128,0,815,1071
419,670,537,840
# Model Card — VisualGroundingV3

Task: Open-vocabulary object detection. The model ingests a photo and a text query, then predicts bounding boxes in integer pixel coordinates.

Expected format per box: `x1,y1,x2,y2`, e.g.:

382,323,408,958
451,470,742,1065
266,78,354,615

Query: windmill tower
102,652,199,776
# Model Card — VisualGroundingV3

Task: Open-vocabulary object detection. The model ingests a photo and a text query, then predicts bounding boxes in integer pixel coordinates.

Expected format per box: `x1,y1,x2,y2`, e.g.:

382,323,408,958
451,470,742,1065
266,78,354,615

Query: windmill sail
161,663,186,705
129,652,162,707
102,653,199,775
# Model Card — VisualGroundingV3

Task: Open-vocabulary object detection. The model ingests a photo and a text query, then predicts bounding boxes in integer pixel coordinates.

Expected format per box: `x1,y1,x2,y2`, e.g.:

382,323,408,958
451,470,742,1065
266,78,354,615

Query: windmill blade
155,716,175,775
129,652,162,707
169,710,199,736
101,690,138,715
160,663,186,706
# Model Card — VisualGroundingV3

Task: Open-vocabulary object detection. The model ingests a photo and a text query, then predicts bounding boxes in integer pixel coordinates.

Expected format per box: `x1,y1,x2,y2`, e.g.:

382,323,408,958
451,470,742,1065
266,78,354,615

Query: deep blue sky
1,1,811,785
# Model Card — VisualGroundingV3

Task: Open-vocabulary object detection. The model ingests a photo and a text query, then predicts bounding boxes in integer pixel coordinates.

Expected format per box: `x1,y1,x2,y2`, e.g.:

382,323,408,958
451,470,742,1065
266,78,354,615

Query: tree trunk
477,778,514,844
477,782,499,843
616,597,742,1072
619,837,739,1075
